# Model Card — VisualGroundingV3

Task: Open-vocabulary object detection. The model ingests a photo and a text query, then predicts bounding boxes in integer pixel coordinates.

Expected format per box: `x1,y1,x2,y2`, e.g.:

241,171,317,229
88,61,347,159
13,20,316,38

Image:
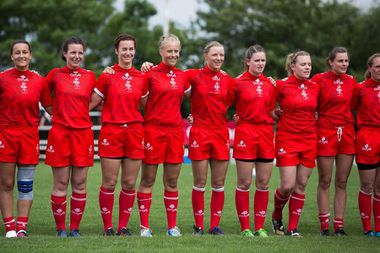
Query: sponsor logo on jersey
70,71,81,89
212,75,221,94
17,75,29,94
334,79,343,96
122,73,133,92
299,83,309,100
253,78,264,97
167,70,178,89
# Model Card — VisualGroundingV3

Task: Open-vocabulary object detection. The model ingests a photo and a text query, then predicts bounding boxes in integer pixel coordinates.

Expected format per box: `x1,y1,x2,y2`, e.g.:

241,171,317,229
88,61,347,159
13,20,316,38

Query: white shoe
140,227,152,237
167,226,182,237
5,230,17,238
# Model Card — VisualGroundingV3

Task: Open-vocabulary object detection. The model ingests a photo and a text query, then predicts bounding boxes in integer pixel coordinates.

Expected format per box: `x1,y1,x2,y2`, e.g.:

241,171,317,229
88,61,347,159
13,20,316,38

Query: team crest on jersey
17,75,29,94
167,70,178,89
362,144,372,152
253,78,264,97
70,71,81,89
0,140,4,148
334,79,343,96
212,75,221,94
319,137,328,144
122,73,133,92
299,83,309,100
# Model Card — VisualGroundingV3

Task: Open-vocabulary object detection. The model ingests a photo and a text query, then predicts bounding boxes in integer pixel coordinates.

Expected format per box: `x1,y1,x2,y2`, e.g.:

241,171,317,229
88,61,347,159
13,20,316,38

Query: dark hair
326,47,348,68
114,34,136,49
364,53,380,79
11,40,32,54
244,44,265,71
285,50,310,76
61,37,86,61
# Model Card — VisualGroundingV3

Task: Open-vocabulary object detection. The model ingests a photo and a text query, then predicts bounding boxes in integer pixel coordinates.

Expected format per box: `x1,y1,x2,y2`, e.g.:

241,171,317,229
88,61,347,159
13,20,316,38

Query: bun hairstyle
159,34,181,51
11,40,32,54
244,44,265,71
285,50,310,76
114,34,136,49
364,53,380,79
326,47,348,68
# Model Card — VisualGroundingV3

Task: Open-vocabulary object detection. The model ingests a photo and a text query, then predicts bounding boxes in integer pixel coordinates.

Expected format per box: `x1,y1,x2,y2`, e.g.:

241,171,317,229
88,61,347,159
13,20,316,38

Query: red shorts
45,124,94,167
143,125,184,164
188,126,230,161
317,124,355,156
275,131,317,168
98,123,144,159
0,127,39,164
233,123,275,160
356,127,380,165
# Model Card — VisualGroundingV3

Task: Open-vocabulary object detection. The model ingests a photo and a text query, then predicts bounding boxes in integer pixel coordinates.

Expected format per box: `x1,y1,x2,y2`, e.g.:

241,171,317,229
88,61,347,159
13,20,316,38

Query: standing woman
271,51,319,237
44,37,96,237
233,45,276,237
0,40,51,238
91,34,148,237
187,41,236,235
137,34,190,237
356,54,380,237
311,47,356,236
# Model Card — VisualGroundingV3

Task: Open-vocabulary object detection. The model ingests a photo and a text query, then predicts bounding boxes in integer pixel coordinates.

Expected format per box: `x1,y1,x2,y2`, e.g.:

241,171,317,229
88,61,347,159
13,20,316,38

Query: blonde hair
365,53,380,79
203,41,224,54
285,50,310,76
159,34,181,51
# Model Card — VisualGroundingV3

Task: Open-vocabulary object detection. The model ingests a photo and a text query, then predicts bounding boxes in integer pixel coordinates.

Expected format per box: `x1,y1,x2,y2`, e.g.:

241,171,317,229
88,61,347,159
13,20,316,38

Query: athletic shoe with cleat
334,228,347,236
193,225,204,236
16,230,28,238
167,226,182,237
117,228,132,236
140,227,152,237
287,229,303,238
320,229,329,236
69,229,81,237
364,230,374,237
5,230,17,238
208,226,224,235
56,230,67,238
254,228,269,237
272,219,285,235
241,229,254,237
103,228,115,237
375,231,380,237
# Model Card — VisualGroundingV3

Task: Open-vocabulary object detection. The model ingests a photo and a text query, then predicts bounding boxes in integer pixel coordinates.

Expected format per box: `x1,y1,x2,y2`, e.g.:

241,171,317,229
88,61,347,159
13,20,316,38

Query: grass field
1,162,379,252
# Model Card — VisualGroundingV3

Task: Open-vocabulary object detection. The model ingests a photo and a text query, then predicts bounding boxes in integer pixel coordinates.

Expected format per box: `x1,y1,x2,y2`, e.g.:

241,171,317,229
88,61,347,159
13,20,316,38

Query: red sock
272,189,289,221
358,191,372,232
235,188,250,231
3,216,16,233
164,190,178,229
333,217,344,231
192,186,205,230
99,186,114,231
373,194,380,232
254,189,269,231
118,188,135,231
137,192,152,228
318,213,330,231
70,192,86,231
210,187,224,229
288,192,305,231
51,194,67,230
16,216,28,232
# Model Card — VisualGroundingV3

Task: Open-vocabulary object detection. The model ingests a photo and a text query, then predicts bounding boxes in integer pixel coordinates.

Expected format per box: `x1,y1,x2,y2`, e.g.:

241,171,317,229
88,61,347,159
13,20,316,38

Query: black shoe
116,228,132,237
104,228,115,237
272,219,285,235
334,229,347,236
320,229,329,236
193,225,204,236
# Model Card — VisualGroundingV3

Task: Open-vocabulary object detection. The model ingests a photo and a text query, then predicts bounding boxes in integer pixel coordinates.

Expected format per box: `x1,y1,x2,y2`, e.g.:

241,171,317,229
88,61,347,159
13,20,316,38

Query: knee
164,178,178,190
237,179,251,191
72,180,87,193
335,179,348,190
121,179,136,191
256,178,269,191
360,183,374,194
104,178,118,190
1,179,14,192
140,176,156,189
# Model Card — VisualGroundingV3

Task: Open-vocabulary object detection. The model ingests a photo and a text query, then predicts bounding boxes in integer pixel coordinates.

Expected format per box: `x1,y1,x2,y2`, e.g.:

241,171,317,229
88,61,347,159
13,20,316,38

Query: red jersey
234,72,276,125
0,68,50,128
144,62,190,128
43,66,95,129
95,64,148,124
186,65,236,128
356,78,380,128
312,71,356,127
276,75,319,134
